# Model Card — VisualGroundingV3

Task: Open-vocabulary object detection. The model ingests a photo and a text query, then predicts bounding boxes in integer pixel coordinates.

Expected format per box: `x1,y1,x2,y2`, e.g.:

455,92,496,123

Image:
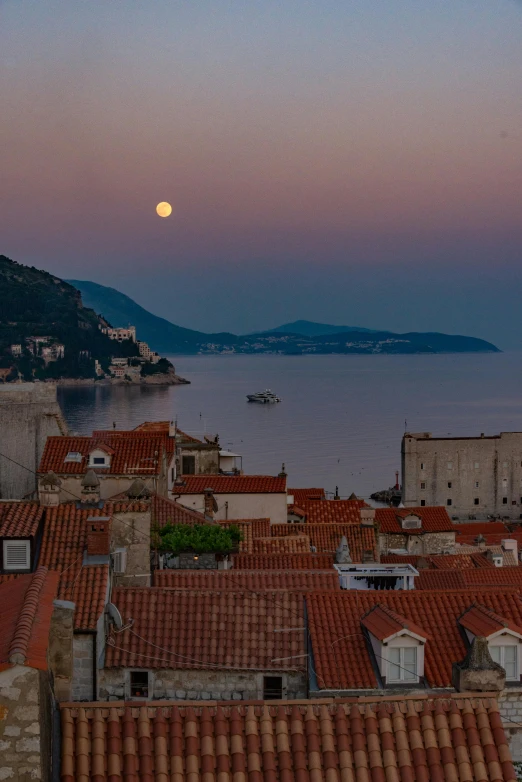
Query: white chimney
501,539,518,562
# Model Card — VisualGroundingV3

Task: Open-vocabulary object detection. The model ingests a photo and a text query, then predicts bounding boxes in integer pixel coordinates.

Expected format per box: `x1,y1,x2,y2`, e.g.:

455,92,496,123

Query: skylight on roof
65,451,83,463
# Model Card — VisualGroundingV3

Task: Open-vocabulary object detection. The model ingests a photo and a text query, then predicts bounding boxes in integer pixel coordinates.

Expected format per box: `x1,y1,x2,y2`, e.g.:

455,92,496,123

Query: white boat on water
247,389,281,404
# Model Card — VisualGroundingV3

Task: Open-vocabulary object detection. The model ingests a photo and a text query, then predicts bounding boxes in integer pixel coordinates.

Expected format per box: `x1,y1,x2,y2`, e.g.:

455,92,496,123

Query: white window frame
489,644,519,681
88,449,111,468
386,646,418,683
3,540,31,571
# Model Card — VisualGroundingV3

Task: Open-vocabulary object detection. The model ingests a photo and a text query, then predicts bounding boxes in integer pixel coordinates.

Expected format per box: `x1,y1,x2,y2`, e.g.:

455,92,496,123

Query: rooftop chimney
334,486,340,500
502,538,518,562
81,469,100,504
360,508,376,527
86,516,111,557
452,636,505,693
203,488,218,521
38,471,62,507
278,463,287,478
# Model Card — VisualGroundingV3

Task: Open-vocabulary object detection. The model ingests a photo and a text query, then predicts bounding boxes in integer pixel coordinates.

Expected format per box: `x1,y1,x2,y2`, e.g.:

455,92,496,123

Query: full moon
156,201,172,218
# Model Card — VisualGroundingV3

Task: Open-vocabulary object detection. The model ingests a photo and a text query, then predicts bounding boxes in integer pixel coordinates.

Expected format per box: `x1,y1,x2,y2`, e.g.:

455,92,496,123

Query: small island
0,255,189,385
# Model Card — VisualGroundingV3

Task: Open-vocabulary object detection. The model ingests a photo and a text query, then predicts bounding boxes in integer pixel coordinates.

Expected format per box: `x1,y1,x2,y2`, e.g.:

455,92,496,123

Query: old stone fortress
2,383,522,781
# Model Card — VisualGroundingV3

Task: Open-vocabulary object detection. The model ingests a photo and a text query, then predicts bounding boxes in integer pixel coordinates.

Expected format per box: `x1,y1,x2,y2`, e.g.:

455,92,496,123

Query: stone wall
72,634,94,702
0,665,50,781
48,600,74,702
57,475,158,504
111,509,151,587
379,531,456,556
402,431,522,520
98,668,306,702
498,688,522,761
0,383,66,500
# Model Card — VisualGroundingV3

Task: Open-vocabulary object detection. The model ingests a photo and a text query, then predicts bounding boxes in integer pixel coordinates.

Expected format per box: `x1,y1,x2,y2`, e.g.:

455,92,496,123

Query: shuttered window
3,540,30,570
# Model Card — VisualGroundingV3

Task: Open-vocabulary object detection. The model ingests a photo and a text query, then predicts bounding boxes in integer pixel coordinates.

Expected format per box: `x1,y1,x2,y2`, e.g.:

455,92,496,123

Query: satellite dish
107,602,123,630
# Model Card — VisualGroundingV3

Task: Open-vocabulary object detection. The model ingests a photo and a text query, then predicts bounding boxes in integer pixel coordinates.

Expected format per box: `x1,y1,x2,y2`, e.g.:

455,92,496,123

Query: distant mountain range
265,320,376,336
69,279,501,356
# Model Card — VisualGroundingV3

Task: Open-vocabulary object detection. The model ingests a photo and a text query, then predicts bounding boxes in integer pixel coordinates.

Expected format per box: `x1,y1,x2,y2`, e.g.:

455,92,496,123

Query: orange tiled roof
459,603,522,638
453,522,510,538
152,493,207,527
0,567,59,671
376,506,454,534
0,501,43,538
361,604,428,642
133,422,203,443
416,570,466,590
233,553,334,569
381,553,494,570
288,487,326,502
457,532,522,547
253,535,311,555
174,475,287,494
60,697,517,782
271,523,377,561
154,569,339,591
462,567,522,587
292,498,367,524
307,588,522,690
105,588,306,671
38,503,111,630
39,433,173,476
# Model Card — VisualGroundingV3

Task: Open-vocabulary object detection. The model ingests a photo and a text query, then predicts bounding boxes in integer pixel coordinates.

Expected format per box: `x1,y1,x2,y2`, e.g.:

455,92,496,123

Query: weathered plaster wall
177,492,288,524
0,383,66,500
98,668,306,701
111,509,151,587
48,600,74,702
0,665,49,781
55,476,158,504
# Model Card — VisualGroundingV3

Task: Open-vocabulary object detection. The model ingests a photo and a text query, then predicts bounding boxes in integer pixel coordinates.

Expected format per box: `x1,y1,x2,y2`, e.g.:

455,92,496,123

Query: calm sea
58,352,522,501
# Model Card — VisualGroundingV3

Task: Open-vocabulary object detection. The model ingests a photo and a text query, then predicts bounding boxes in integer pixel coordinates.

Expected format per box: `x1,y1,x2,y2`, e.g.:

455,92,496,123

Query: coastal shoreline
55,372,190,387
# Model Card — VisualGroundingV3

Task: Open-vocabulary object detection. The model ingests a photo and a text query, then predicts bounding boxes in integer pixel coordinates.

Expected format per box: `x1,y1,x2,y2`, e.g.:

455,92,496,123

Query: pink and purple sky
1,1,521,346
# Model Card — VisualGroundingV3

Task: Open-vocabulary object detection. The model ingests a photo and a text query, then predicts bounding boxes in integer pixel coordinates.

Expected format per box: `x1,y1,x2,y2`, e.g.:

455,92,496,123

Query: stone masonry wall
0,383,66,500
499,688,522,762
72,634,94,702
379,531,456,556
0,664,48,781
98,668,306,702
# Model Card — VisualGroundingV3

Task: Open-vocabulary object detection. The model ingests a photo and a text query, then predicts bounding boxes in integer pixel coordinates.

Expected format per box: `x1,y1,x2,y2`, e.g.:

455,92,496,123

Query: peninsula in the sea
70,278,500,357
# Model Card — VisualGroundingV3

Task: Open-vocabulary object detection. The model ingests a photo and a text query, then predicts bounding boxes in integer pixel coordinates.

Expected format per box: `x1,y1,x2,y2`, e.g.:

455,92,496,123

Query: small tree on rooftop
158,523,242,555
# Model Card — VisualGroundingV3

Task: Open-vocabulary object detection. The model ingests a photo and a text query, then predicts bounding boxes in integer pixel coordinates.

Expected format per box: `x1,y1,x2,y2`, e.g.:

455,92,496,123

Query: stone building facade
402,431,522,519
97,668,306,702
0,383,67,500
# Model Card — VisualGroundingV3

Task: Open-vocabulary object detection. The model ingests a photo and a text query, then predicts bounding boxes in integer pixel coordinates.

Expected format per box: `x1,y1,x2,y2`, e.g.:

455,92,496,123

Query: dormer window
490,645,518,680
88,447,112,468
387,646,418,682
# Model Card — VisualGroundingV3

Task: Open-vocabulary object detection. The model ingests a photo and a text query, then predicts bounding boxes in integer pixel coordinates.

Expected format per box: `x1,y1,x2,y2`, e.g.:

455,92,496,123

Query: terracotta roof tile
459,604,522,638
218,519,271,553
462,567,522,588
456,545,518,568
105,588,306,671
453,522,510,538
0,501,43,538
253,535,311,555
152,493,207,527
59,697,517,782
154,569,339,591
40,433,173,476
288,487,326,502
38,503,111,630
376,506,454,534
271,523,377,560
416,570,466,590
292,498,367,524
361,604,428,641
174,475,287,494
0,567,59,671
307,588,522,690
233,553,334,570
381,553,494,569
